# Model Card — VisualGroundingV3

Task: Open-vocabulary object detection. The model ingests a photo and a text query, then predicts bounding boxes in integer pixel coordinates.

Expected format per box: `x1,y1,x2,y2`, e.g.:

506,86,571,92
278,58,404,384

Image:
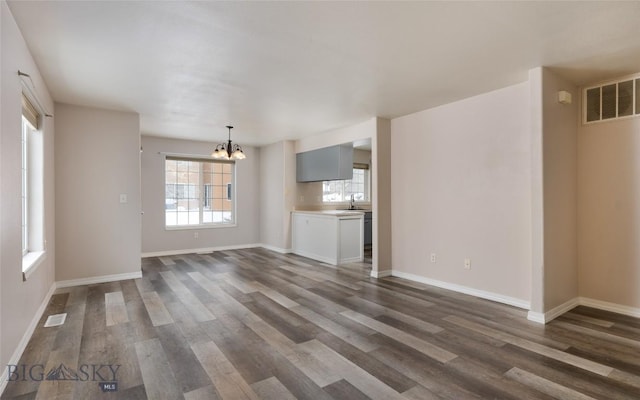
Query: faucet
349,194,355,210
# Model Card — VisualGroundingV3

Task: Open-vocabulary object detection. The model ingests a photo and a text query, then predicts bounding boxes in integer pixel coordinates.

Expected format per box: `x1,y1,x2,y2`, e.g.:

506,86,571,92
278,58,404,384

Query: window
21,94,45,276
165,157,235,227
323,165,370,203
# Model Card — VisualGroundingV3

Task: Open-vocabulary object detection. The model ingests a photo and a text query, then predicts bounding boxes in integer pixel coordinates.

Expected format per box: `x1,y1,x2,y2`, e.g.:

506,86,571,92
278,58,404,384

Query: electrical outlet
194,232,199,239
300,195,305,202
464,258,471,269
430,253,436,263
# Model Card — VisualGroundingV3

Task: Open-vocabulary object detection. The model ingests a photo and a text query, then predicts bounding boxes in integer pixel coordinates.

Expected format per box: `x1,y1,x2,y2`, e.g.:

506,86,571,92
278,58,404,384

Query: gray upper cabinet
296,144,353,182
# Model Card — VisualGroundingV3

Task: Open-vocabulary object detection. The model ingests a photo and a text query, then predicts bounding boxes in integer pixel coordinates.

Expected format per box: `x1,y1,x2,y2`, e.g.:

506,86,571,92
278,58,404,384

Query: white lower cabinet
291,211,364,265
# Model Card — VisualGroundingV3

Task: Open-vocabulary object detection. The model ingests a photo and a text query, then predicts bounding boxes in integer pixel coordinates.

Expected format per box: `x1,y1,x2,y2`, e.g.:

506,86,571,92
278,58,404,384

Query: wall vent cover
44,313,67,327
584,74,640,124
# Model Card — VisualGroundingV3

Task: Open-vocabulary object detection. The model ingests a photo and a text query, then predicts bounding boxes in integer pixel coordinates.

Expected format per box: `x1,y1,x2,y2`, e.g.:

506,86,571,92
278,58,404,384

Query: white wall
295,118,376,153
391,82,532,304
140,135,260,255
578,114,640,309
259,141,296,252
373,118,392,273
55,104,140,281
260,142,285,250
1,0,55,376
540,69,579,311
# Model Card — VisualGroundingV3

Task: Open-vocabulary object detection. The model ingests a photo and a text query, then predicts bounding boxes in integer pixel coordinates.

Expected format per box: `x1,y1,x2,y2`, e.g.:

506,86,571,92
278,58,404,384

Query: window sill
22,251,46,281
165,224,238,231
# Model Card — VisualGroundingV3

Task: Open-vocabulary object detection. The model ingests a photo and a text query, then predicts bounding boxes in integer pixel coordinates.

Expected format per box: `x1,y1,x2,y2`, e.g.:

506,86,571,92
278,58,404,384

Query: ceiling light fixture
211,125,246,160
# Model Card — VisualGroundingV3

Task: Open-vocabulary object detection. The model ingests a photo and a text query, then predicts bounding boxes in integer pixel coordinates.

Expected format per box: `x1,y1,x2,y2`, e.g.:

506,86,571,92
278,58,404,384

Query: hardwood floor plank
105,291,129,326
154,323,212,393
401,384,441,400
243,318,342,387
505,367,598,400
299,339,406,400
323,379,370,400
159,271,216,322
346,295,444,334
191,340,260,400
445,356,554,400
199,316,274,385
158,256,176,266
134,338,182,400
290,305,380,352
444,315,614,376
315,331,416,393
560,311,615,328
140,290,174,327
248,281,300,309
251,377,296,400
183,385,222,400
554,320,640,350
369,346,484,400
341,310,457,363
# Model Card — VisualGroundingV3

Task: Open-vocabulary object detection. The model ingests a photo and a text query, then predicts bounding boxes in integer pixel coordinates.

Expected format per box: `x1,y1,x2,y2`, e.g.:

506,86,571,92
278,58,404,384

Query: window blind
22,94,40,129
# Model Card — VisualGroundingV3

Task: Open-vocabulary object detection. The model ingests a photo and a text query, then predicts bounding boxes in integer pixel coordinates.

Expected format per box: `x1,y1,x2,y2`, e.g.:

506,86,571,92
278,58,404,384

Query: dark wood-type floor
3,248,640,399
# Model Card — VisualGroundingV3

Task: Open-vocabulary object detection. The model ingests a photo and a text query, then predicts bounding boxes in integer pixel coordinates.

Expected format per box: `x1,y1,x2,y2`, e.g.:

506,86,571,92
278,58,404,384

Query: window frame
21,96,46,280
163,155,237,230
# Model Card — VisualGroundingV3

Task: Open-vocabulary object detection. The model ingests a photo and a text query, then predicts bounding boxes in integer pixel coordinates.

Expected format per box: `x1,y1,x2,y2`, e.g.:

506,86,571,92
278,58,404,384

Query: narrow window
21,94,45,275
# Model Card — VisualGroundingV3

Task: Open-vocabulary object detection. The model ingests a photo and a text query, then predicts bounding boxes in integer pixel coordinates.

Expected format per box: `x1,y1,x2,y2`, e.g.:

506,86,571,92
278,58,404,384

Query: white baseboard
528,296,640,324
526,311,546,324
56,271,143,289
579,296,640,318
527,297,580,324
258,244,292,254
290,249,337,266
391,270,531,310
370,269,392,278
141,243,261,258
0,282,56,395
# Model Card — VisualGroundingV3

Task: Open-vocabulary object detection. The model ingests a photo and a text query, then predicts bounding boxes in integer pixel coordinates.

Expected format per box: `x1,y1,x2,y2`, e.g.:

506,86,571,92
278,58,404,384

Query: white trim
527,297,640,324
370,269,391,278
291,249,337,266
22,251,46,281
391,270,531,310
258,244,292,254
340,256,364,264
526,311,546,324
579,296,640,318
527,297,580,324
55,271,142,289
141,243,261,258
0,282,55,395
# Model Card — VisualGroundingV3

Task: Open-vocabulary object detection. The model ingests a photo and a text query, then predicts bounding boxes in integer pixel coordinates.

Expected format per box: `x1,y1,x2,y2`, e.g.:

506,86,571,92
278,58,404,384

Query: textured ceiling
8,1,640,145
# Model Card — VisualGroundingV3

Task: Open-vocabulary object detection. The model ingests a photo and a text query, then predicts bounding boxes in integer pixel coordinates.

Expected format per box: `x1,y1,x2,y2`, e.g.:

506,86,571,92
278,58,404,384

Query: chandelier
211,125,246,160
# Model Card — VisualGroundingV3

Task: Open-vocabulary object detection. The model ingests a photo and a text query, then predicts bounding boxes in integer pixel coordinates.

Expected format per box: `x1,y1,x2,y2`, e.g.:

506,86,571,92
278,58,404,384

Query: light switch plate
119,194,127,203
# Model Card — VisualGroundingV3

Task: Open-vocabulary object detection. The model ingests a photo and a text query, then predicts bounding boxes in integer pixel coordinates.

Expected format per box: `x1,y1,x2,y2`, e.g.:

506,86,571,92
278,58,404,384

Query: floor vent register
44,313,67,327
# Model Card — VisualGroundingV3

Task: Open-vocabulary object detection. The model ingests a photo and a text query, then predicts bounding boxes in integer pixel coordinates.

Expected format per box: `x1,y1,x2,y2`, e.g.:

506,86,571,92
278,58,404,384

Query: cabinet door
364,212,372,245
296,144,353,182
